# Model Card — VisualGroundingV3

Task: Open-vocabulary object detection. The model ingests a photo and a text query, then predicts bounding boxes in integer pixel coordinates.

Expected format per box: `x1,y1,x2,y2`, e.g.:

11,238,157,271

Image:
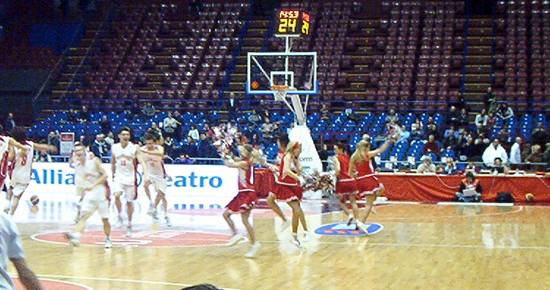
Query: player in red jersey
333,143,358,225
349,138,394,234
222,144,261,258
263,134,291,231
277,141,309,247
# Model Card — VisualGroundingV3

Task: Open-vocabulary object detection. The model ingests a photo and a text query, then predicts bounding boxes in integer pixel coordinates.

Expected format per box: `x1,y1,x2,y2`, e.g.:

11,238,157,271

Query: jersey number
121,160,126,166
21,155,27,166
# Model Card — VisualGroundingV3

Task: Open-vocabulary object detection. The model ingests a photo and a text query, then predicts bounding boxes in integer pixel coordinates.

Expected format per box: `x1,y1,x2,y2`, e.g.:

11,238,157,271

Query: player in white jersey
141,132,170,226
68,141,95,223
5,127,57,215
0,125,28,200
65,144,113,248
111,127,149,237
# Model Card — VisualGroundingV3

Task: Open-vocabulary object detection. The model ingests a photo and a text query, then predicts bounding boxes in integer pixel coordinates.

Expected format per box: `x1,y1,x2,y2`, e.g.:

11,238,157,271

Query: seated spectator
247,109,262,125
486,112,497,129
446,106,460,128
521,142,532,162
345,108,361,123
483,87,495,109
410,123,423,141
105,131,115,146
422,134,440,157
475,109,489,128
498,124,511,144
482,138,508,166
490,157,510,175
525,144,544,171
67,108,78,123
260,117,274,145
459,137,478,161
163,112,180,139
188,124,200,141
442,128,459,152
543,143,550,165
320,104,330,120
440,157,458,175
100,115,111,135
424,123,440,140
496,103,514,120
78,105,91,123
175,154,194,164
142,102,156,117
417,155,436,174
455,172,482,202
385,108,400,125
150,122,163,140
460,160,481,175
457,108,469,127
182,136,199,157
399,125,410,143
47,131,60,152
531,121,548,146
166,142,180,160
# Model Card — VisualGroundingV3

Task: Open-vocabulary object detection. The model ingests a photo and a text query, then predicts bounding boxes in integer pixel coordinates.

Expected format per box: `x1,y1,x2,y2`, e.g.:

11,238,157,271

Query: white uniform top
0,136,10,179
112,142,138,185
75,156,105,199
0,212,25,290
73,150,94,188
141,145,165,179
11,141,34,185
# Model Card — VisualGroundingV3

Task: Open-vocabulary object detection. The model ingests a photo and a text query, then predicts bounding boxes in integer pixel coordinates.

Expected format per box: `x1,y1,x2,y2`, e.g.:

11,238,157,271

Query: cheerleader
276,141,309,247
349,138,394,234
222,144,261,258
264,134,291,230
332,143,358,225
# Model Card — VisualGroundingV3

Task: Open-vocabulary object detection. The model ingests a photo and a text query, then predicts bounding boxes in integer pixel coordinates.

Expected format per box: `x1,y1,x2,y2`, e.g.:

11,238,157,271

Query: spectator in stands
67,109,78,123
243,125,255,143
521,142,532,162
47,131,60,153
183,136,198,157
163,112,180,140
496,103,514,120
227,93,238,122
105,131,114,146
410,123,423,141
443,128,459,152
440,157,458,175
460,160,481,175
90,133,110,162
166,141,180,160
498,124,511,144
482,138,508,166
188,124,200,142
543,143,550,165
417,155,436,174
483,87,496,111
385,108,400,125
318,143,330,171
99,115,111,135
142,102,156,117
446,106,460,128
475,109,489,127
320,104,330,120
425,122,440,140
459,137,478,161
455,172,482,202
247,109,262,126
490,157,510,175
260,117,274,147
399,125,410,143
175,154,194,165
150,122,163,140
164,136,174,148
458,108,469,128
78,106,91,123
531,121,548,147
4,112,15,133
198,133,214,158
345,108,361,123
423,134,440,157
526,144,544,172
486,112,497,129
130,102,141,118
509,137,522,168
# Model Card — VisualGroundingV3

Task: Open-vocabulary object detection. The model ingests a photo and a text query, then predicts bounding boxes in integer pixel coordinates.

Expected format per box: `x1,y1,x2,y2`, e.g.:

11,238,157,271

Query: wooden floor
8,202,550,290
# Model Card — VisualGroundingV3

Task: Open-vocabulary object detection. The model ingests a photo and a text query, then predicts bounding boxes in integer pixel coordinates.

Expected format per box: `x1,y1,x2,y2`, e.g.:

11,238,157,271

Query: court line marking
258,239,550,250
11,277,93,290
438,202,514,207
9,274,243,290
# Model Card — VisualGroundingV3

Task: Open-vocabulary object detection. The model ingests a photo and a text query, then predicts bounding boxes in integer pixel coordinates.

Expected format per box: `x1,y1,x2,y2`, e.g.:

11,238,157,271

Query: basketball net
271,85,307,126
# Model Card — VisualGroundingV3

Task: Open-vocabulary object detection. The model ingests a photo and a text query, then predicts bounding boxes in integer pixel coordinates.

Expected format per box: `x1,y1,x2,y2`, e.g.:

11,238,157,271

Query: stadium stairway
462,16,493,111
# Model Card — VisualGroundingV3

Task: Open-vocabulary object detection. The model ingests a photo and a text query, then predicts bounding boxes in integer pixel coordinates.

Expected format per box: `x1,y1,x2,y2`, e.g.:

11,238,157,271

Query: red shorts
274,180,303,201
226,187,258,213
354,175,382,198
335,178,357,195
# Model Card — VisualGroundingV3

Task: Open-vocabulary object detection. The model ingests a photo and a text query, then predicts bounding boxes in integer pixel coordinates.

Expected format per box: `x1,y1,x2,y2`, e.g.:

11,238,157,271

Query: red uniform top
356,154,375,178
278,153,299,184
276,150,285,166
337,154,352,180
238,158,254,190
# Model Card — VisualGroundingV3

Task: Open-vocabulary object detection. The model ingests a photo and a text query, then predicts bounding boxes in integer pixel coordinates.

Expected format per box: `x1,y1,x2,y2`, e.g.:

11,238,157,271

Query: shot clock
277,10,310,36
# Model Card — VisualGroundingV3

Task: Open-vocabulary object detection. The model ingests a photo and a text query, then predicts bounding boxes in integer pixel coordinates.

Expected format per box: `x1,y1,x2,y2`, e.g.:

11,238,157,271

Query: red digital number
302,12,310,23
289,10,299,19
279,10,289,19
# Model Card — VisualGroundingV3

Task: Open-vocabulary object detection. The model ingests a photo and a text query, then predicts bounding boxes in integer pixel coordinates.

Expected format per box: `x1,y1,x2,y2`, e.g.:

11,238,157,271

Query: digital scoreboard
277,10,310,36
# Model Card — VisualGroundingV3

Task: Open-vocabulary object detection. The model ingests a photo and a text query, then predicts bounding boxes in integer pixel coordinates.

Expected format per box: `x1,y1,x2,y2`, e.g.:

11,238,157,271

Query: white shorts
113,178,137,201
148,176,167,194
81,186,109,219
10,182,29,197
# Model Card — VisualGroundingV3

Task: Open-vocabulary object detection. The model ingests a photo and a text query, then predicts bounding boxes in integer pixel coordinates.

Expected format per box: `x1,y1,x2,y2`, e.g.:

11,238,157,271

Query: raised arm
33,143,58,153
223,157,249,170
140,146,164,157
367,139,393,159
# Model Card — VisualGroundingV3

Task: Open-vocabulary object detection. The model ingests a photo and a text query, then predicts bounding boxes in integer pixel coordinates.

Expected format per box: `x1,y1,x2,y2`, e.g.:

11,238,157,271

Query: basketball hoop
271,84,292,101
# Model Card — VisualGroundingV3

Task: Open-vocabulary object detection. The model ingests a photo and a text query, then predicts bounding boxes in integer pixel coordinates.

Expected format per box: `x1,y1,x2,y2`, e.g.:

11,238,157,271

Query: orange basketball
251,81,259,89
30,195,39,205
525,193,535,202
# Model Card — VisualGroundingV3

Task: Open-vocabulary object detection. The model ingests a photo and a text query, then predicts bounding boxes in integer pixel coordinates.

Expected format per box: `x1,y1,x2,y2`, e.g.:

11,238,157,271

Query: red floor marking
34,230,231,247
13,278,91,290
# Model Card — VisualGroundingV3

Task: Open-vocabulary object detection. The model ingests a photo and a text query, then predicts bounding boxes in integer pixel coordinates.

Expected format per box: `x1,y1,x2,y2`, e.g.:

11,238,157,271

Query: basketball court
8,201,550,290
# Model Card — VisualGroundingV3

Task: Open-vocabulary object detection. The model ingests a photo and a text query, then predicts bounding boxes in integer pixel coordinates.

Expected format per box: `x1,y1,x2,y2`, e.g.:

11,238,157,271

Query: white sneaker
370,206,378,215
347,214,354,226
165,216,171,227
280,219,291,233
3,207,9,214
245,243,261,258
226,233,244,246
104,238,112,249
356,221,369,235
303,231,310,242
125,225,132,237
147,204,155,216
65,232,81,246
116,215,123,227
290,234,302,248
